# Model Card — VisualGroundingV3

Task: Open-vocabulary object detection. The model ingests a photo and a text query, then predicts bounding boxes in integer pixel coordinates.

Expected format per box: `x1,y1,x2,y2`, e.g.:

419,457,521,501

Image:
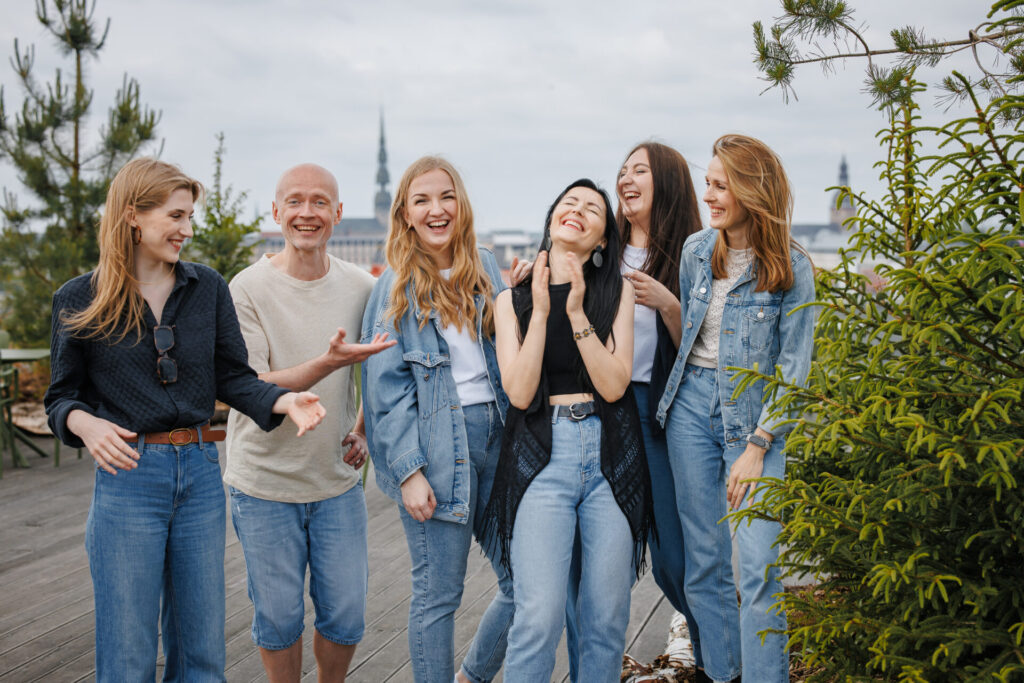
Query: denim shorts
229,483,369,649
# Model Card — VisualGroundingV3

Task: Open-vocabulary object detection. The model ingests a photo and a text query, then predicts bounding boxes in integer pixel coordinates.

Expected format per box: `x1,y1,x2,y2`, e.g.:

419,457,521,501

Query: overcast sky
0,1,984,233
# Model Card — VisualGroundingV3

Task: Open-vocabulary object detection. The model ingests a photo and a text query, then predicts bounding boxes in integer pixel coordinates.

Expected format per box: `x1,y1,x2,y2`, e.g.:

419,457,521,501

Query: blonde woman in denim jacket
361,156,513,683
657,135,817,683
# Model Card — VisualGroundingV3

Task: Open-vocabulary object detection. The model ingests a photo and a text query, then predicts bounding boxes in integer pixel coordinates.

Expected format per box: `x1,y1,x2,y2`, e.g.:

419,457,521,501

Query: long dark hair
616,141,701,298
514,178,622,393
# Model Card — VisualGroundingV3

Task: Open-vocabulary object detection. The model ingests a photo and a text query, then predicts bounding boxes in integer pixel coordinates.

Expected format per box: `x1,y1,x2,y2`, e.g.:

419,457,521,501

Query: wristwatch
746,433,772,450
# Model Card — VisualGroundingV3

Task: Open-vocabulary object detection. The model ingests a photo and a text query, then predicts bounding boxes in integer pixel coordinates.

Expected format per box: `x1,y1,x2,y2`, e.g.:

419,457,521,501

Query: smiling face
704,155,750,235
617,146,654,230
133,187,195,267
403,168,459,269
272,164,341,254
548,185,607,254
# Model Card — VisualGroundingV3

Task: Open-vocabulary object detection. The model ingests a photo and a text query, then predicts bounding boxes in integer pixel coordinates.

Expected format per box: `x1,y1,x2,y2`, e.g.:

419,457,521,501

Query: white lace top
687,247,753,368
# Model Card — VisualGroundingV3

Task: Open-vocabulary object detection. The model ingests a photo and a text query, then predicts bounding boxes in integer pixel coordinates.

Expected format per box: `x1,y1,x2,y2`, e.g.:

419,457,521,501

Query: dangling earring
590,244,604,268
131,226,142,245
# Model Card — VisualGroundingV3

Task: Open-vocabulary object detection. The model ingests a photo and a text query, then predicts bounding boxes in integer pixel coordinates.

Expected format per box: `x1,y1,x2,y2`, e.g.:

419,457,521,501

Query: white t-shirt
438,269,495,406
621,244,658,383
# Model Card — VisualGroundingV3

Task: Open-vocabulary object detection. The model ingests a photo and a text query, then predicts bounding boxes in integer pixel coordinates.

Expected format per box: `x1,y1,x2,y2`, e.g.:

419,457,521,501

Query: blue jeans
666,365,787,682
564,382,704,680
229,483,368,649
505,412,634,683
85,438,226,683
398,402,513,683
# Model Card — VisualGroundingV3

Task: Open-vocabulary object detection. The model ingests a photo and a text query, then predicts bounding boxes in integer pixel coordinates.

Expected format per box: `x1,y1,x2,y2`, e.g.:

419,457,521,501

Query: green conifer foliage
735,71,1024,683
183,133,263,281
0,0,158,346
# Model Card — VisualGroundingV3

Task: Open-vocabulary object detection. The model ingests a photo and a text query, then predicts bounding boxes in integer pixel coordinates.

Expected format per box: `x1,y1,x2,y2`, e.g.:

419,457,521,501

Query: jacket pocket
402,351,450,420
742,304,780,352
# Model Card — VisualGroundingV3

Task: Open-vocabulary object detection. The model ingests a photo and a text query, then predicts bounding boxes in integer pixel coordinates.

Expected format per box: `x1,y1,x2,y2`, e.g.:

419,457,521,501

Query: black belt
550,401,596,420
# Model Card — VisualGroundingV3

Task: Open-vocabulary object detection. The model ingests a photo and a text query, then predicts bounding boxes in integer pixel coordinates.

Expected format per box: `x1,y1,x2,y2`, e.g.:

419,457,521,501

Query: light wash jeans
504,412,634,683
398,401,513,683
229,483,368,649
85,437,226,683
666,365,788,682
564,381,704,681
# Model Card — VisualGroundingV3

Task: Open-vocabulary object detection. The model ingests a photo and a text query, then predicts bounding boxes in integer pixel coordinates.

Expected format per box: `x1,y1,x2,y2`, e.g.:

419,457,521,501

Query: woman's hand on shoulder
400,469,436,521
67,409,139,475
275,391,326,436
508,256,533,287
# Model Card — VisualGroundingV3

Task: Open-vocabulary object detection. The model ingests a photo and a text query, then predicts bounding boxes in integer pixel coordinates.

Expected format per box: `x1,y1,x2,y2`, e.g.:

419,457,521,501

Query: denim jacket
656,229,816,441
360,248,509,524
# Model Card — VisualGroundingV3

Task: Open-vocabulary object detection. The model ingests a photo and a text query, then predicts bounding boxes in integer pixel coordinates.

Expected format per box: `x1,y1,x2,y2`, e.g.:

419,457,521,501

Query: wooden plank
0,443,678,682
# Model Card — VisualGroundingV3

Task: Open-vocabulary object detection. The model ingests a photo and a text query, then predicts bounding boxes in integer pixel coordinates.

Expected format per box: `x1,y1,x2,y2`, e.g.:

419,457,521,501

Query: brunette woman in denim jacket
657,135,816,683
360,156,513,683
44,158,326,682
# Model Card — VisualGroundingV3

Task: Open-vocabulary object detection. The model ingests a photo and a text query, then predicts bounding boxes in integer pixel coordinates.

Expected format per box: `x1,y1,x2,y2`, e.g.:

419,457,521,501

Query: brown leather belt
129,424,226,446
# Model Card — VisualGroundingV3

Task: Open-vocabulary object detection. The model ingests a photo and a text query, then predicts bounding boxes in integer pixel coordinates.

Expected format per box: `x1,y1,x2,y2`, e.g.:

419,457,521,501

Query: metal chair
0,365,20,477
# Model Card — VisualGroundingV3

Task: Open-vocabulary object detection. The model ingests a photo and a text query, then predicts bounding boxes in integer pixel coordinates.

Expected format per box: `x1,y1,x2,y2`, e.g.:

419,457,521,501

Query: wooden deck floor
0,439,676,682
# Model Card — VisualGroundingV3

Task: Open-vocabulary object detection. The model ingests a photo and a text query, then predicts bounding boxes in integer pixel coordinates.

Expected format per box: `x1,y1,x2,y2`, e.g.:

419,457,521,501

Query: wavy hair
616,141,702,298
385,156,494,339
62,158,202,342
515,179,622,393
710,134,801,293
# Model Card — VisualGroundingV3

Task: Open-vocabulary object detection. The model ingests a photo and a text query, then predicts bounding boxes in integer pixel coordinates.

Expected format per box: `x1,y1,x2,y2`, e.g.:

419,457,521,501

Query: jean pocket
203,442,220,464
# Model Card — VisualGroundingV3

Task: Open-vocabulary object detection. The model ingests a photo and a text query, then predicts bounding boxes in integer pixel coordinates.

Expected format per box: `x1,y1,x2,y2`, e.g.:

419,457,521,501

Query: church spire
830,155,855,228
374,110,392,228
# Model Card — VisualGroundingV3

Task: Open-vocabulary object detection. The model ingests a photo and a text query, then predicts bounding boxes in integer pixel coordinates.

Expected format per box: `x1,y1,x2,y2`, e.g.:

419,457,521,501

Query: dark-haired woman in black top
485,179,651,682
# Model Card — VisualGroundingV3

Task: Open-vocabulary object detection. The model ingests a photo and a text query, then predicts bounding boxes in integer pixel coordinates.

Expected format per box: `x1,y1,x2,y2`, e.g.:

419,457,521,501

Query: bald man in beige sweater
224,164,395,683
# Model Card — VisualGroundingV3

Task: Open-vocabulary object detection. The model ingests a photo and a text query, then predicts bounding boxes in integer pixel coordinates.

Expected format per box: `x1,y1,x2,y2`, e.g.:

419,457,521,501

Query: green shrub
736,77,1024,681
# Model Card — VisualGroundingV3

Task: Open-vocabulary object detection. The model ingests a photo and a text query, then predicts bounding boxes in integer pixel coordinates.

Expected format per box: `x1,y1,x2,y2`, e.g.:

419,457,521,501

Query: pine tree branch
774,27,1024,69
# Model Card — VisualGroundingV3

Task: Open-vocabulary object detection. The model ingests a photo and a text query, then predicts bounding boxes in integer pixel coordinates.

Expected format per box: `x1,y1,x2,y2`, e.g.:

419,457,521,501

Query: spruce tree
183,132,263,281
733,2,1024,680
0,0,158,346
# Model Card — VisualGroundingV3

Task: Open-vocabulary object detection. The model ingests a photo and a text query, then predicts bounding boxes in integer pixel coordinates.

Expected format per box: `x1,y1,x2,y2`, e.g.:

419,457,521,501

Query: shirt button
699,287,707,294
757,311,765,319
686,321,692,328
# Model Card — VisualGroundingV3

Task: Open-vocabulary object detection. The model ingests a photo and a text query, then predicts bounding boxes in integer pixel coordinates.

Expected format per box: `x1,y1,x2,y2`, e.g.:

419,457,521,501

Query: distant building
482,230,541,271
254,113,391,273
794,156,856,270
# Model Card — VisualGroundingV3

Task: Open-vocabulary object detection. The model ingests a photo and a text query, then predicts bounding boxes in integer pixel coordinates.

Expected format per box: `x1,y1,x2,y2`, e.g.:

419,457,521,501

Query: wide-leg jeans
564,381,704,681
504,412,634,683
85,438,226,683
398,401,514,683
666,365,788,682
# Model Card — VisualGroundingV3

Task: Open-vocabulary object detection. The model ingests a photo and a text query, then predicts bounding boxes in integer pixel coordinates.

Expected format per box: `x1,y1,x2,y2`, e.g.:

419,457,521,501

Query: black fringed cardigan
481,287,655,580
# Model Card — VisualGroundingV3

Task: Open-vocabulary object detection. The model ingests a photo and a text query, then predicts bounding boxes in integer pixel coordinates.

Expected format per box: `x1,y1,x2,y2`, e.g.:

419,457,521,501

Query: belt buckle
168,428,194,446
568,402,588,421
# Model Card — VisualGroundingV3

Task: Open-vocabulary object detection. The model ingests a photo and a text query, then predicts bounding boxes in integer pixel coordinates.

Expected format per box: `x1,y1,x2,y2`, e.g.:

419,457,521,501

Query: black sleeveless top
543,283,586,395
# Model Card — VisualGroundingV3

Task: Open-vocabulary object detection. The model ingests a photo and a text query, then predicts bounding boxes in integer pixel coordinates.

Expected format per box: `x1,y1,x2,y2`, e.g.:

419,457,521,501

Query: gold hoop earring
131,226,142,245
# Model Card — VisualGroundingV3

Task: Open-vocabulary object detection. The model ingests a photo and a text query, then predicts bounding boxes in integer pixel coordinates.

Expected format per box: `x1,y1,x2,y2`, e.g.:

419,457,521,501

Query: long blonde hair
386,156,494,339
710,134,798,292
62,158,203,342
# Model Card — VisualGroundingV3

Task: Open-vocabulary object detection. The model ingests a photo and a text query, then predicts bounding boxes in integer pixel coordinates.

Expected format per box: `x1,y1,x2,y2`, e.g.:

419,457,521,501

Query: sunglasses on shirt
154,325,177,384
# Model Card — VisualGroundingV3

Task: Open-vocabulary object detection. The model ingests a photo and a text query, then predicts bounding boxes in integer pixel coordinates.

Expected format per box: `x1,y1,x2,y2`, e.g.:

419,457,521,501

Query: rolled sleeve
758,255,817,435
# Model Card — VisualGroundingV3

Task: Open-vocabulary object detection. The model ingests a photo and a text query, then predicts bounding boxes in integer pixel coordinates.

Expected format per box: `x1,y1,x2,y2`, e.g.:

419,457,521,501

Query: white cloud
0,0,990,233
